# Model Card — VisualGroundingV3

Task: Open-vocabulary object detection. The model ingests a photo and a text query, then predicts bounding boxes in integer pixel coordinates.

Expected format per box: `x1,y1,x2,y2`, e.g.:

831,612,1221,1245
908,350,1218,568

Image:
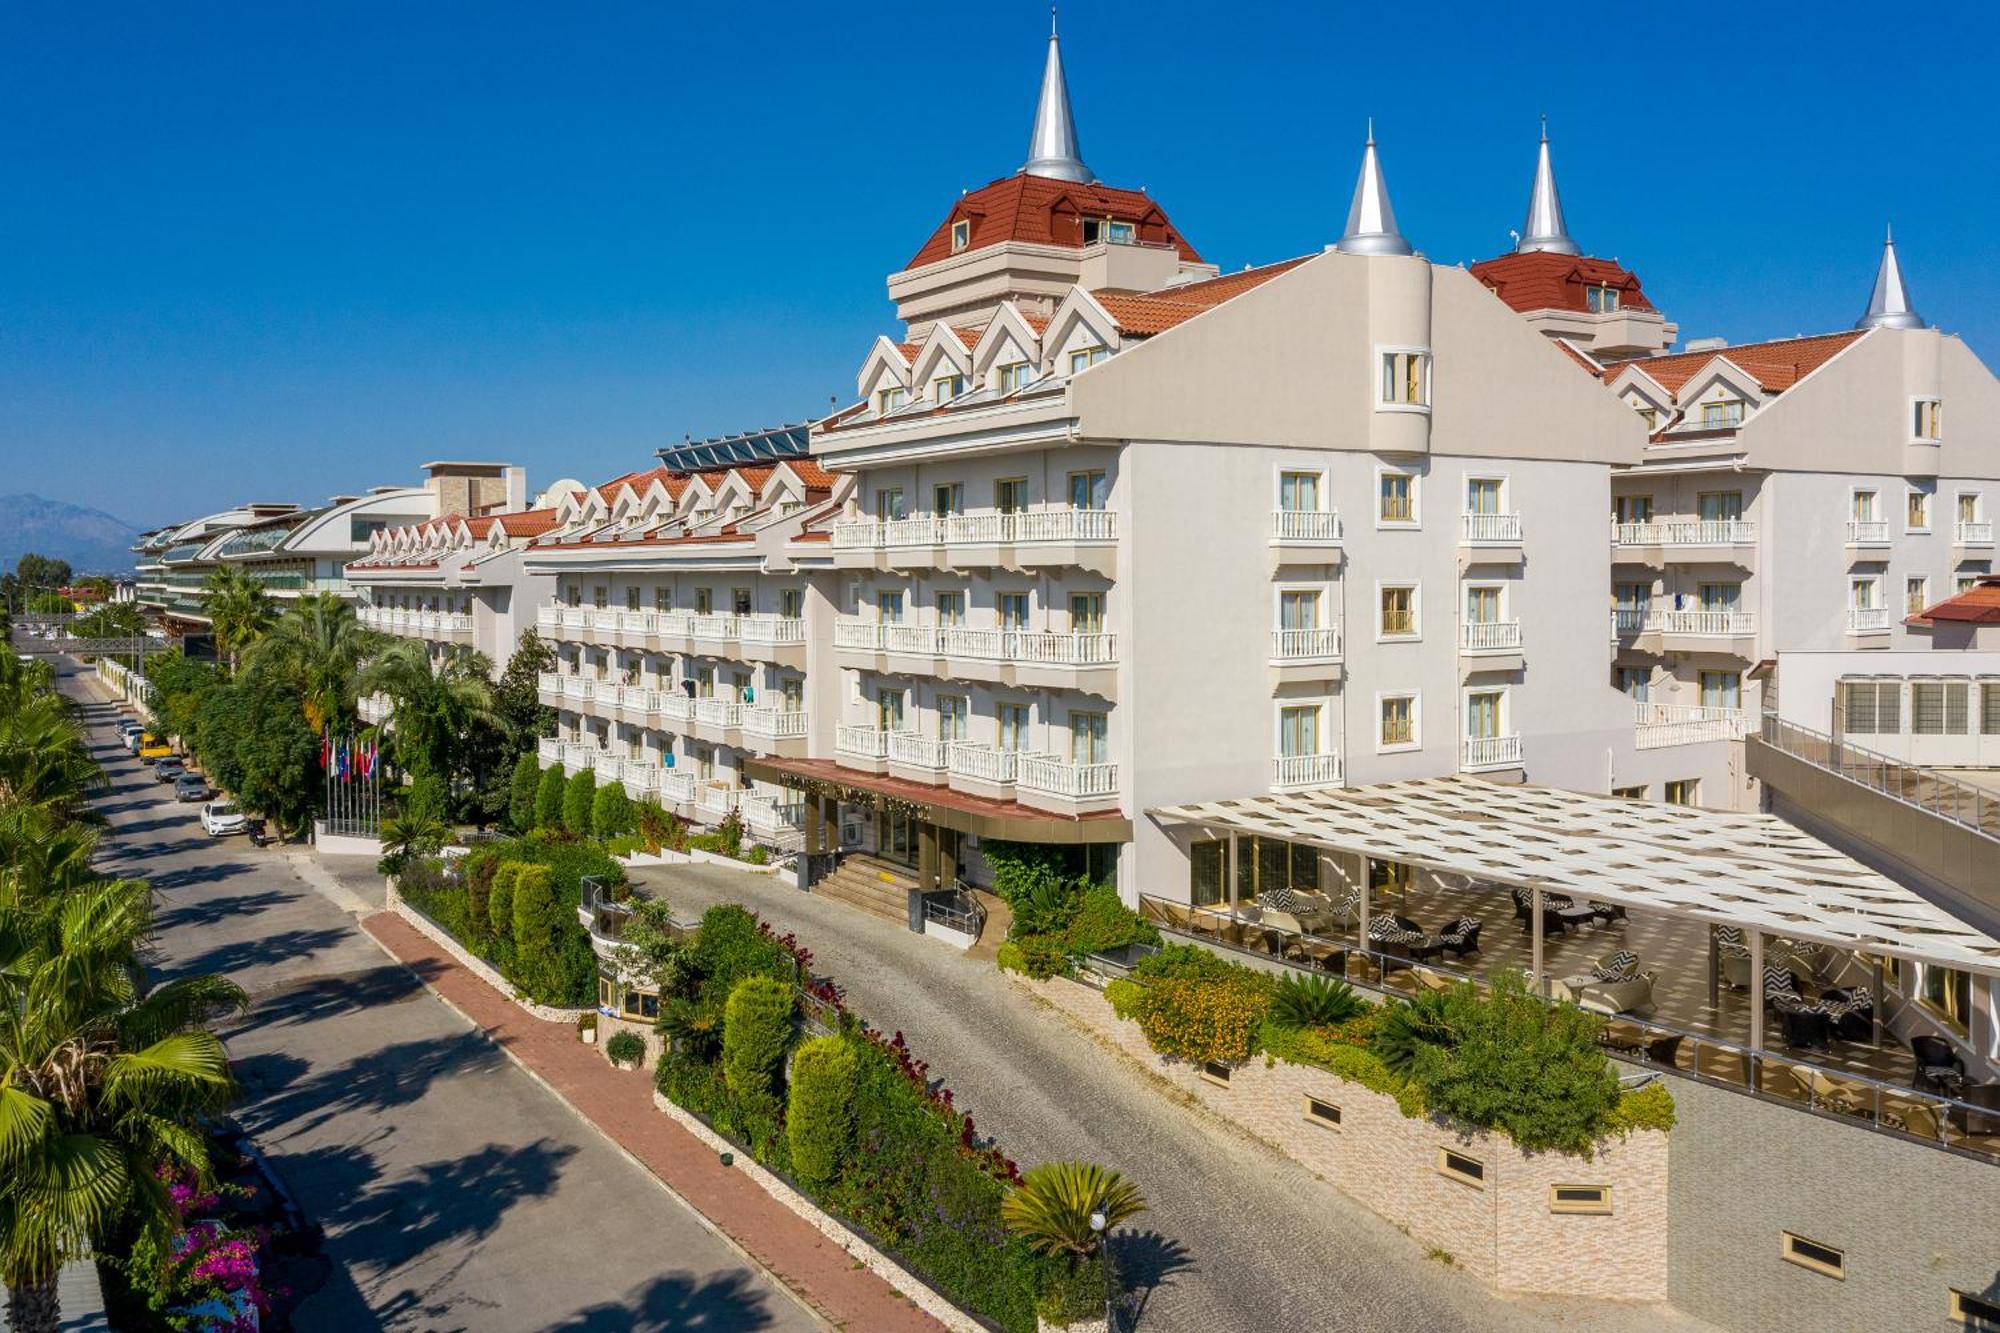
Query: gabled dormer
908,323,977,404
972,301,1046,395
1041,288,1122,377
856,335,915,417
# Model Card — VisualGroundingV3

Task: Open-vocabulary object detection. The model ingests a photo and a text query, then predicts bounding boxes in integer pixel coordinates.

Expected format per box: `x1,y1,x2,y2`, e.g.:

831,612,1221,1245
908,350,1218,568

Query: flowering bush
124,1164,280,1332
1133,974,1272,1066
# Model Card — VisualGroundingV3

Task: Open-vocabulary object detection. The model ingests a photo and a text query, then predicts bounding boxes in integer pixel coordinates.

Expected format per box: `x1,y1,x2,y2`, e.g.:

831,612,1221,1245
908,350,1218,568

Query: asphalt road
55,657,819,1333
648,862,1700,1333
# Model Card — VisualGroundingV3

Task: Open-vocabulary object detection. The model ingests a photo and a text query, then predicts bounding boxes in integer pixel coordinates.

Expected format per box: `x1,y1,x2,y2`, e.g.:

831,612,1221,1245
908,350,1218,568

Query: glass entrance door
877,808,918,866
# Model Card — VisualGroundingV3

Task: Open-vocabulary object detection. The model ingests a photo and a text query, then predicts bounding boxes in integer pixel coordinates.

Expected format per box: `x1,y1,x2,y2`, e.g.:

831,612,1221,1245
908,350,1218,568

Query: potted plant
577,1010,598,1045
1002,1162,1146,1333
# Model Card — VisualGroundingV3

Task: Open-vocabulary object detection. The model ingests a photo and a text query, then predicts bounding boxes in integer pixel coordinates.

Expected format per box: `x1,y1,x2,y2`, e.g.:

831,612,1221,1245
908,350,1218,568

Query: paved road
57,659,819,1333
644,862,1698,1333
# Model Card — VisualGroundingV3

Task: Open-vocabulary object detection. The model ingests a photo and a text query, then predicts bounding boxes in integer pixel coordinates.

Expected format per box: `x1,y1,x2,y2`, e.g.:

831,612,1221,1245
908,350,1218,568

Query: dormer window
1915,397,1943,440
1068,346,1109,375
1080,218,1136,246
1586,285,1622,314
1635,406,1659,431
996,361,1032,393
1700,399,1745,428
875,386,908,414
933,373,965,403
950,219,971,253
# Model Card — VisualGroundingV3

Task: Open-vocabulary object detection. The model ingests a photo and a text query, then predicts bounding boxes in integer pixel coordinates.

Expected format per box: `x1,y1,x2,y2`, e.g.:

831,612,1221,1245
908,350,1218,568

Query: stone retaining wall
1016,974,1669,1302
385,878,588,1024
651,1090,984,1333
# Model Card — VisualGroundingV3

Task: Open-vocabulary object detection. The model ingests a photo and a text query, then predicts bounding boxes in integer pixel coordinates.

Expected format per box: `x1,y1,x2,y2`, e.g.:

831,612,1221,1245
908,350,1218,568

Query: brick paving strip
360,910,943,1333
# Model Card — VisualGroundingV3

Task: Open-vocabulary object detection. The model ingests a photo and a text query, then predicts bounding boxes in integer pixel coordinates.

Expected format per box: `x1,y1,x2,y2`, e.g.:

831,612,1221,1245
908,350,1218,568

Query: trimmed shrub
1103,978,1144,1021
722,974,795,1109
1133,974,1270,1066
786,1034,860,1186
1062,883,1159,958
605,1030,646,1068
534,764,566,829
488,862,520,939
592,781,635,839
509,752,541,832
1607,1082,1677,1137
562,768,597,835
1130,942,1240,984
692,903,799,997
511,865,565,1000
994,941,1026,974
1010,933,1071,980
1269,973,1368,1030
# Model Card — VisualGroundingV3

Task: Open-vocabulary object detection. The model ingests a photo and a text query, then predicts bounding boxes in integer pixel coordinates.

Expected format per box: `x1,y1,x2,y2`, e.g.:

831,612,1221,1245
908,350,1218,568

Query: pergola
1151,777,2000,1054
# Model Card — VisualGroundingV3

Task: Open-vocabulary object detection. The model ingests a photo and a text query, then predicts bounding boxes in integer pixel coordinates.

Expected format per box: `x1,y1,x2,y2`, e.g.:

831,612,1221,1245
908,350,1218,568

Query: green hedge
722,974,794,1110
786,1035,859,1187
563,769,597,835
534,765,566,829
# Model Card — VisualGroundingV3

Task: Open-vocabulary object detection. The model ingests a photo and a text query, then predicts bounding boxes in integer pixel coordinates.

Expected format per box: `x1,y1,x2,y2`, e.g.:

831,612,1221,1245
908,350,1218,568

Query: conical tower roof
1335,124,1413,256
1517,119,1580,255
1020,14,1092,184
1855,226,1924,330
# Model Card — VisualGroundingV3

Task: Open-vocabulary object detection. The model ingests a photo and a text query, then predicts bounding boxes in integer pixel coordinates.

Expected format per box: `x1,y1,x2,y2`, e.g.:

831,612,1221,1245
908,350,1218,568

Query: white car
201,801,248,837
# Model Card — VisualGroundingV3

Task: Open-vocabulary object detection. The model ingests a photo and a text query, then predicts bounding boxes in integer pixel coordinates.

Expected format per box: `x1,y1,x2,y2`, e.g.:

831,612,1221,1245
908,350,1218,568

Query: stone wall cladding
651,1090,984,1333
385,879,588,1024
1016,973,1669,1302
1668,1074,2000,1333
597,1011,667,1071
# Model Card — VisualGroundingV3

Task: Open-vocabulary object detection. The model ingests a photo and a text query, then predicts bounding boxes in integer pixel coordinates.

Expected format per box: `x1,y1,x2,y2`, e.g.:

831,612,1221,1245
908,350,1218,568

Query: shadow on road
146,860,254,890
165,926,353,981
238,1029,505,1141
1115,1229,1194,1330
544,1270,783,1332
240,964,426,1031
154,888,295,930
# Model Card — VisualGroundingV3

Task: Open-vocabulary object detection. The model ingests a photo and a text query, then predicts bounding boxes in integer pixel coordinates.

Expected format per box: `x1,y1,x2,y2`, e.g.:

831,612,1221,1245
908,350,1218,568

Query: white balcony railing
1460,512,1523,545
1646,609,1756,637
620,687,662,717
537,671,563,696
1018,755,1118,800
656,771,695,804
1612,519,1756,546
833,620,884,651
948,744,1020,785
1633,701,1747,749
888,732,952,771
1272,751,1342,790
1014,631,1117,666
833,507,1119,550
1611,607,1646,636
1270,626,1343,660
622,765,658,795
537,736,563,764
738,615,807,646
1846,519,1890,545
837,619,1118,667
1459,620,1523,653
654,612,694,639
536,605,561,631
1461,734,1523,771
1847,606,1891,632
743,708,808,740
690,614,738,641
618,610,655,636
835,724,896,760
560,676,595,702
1956,521,1994,545
560,606,590,630
1271,509,1343,543
883,624,941,656
693,698,743,728
657,693,694,724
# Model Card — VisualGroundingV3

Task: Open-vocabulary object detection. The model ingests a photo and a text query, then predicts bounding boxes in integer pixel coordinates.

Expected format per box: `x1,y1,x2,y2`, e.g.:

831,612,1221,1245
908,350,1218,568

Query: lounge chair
1575,970,1655,1016
1912,1035,1967,1096
1434,917,1483,958
1819,986,1875,1043
1773,998,1833,1051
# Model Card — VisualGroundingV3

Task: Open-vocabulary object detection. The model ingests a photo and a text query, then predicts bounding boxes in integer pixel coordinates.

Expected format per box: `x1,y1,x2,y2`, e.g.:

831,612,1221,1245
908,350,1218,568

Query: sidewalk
360,911,941,1333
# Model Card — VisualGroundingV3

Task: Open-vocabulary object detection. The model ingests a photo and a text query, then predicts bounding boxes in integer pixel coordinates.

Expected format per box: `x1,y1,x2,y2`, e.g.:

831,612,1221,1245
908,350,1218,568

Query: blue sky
4,2,1997,528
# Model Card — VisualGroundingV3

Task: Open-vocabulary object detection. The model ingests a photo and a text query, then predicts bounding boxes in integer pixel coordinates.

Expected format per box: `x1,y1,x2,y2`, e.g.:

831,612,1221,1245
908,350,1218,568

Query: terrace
1145,777,2000,1163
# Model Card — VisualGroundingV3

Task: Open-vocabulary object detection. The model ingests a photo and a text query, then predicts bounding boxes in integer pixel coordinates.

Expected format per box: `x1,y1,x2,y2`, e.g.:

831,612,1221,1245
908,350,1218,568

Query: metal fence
1759,713,2000,839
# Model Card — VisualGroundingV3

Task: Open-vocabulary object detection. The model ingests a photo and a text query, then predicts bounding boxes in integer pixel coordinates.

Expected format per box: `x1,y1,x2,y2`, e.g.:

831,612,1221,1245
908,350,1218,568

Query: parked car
153,758,186,784
201,801,248,837
139,739,173,762
174,773,211,802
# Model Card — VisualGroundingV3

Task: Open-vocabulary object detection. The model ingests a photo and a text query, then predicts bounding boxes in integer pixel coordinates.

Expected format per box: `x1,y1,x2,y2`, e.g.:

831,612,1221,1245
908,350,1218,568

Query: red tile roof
1089,257,1306,336
492,508,561,537
1603,330,1865,394
1469,251,1658,315
1912,576,2000,625
780,459,839,489
906,175,1203,269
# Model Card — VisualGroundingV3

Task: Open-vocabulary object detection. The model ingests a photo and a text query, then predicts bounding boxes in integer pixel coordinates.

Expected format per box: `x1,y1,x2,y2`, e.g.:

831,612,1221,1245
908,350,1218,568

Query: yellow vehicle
139,740,174,762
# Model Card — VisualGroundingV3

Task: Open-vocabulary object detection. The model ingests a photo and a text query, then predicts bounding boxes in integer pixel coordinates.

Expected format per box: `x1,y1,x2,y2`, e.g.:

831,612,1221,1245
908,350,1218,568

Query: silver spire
1020,11,1093,184
1335,123,1413,256
1855,225,1924,330
1517,117,1580,255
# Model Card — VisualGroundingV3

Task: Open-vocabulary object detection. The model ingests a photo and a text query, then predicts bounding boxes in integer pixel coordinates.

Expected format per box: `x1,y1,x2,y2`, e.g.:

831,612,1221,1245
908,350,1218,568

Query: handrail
1759,714,2000,840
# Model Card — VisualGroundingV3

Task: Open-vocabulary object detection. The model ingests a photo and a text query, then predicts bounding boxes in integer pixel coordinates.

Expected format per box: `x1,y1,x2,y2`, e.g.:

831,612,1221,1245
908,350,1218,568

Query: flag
321,729,331,771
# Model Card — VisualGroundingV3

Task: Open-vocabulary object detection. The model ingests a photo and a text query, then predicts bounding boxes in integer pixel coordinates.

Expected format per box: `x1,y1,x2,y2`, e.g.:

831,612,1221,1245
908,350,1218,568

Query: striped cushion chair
1436,917,1483,958
1367,914,1422,946
1262,886,1301,914
1590,950,1640,982
1762,966,1802,1002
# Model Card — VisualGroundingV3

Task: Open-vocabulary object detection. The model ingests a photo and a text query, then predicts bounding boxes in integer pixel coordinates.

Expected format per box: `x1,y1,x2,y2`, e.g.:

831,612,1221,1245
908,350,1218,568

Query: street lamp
1088,1209,1112,1331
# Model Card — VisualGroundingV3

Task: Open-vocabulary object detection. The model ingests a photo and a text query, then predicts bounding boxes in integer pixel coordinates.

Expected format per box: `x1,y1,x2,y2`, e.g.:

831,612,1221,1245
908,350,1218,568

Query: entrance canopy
1151,778,2000,976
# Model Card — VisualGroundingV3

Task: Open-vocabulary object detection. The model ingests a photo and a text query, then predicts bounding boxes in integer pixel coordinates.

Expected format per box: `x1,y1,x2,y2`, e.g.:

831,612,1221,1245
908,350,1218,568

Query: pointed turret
1855,226,1924,330
1020,12,1093,184
1517,119,1580,255
1335,124,1413,256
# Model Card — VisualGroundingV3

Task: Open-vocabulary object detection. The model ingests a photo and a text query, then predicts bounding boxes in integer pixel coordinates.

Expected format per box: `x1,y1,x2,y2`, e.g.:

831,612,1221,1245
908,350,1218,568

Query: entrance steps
812,855,917,925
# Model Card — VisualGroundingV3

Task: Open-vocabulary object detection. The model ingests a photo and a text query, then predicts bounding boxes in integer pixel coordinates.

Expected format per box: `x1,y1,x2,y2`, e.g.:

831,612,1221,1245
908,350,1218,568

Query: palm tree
0,658,102,832
1001,1161,1148,1260
246,593,386,735
198,567,271,674
0,879,248,1333
357,639,498,782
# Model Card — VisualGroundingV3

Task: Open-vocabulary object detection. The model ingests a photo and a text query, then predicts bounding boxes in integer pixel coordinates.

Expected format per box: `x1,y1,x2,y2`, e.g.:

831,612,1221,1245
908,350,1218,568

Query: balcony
743,707,808,741
691,698,743,741
1955,521,1994,547
1634,701,1747,749
948,743,1020,792
1644,609,1756,645
560,675,596,705
1270,509,1343,562
888,731,952,779
415,610,473,641
831,506,1117,573
835,724,896,773
1612,519,1757,561
1016,754,1119,815
1846,519,1890,547
1459,512,1523,547
537,736,563,765
1460,734,1523,773
835,618,1119,690
1847,606,1891,635
1269,626,1342,664
1459,620,1522,655
1611,607,1646,638
1272,751,1342,791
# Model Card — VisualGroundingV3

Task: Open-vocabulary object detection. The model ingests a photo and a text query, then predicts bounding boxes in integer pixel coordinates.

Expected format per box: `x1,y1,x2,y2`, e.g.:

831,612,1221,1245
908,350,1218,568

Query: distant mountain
0,494,143,577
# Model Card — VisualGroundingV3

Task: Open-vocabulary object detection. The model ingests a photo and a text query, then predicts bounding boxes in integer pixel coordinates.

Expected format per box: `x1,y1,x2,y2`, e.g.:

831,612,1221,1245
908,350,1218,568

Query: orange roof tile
1603,330,1866,395
1090,258,1305,336
494,508,560,537
1912,576,2000,625
906,175,1202,270
780,459,839,489
1469,251,1658,315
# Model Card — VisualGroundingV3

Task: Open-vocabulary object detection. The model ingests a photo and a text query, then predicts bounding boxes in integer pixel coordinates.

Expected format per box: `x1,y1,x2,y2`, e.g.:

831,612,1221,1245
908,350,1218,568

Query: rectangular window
874,487,906,521
1913,681,1946,734
1697,491,1744,522
1436,1149,1485,1187
1549,1185,1613,1216
1067,346,1108,374
654,587,671,612
997,592,1030,630
1616,667,1650,700
1303,1096,1342,1130
950,218,970,252
1852,489,1879,521
1465,477,1503,515
933,374,965,403
1915,398,1943,440
995,478,1029,514
1379,350,1429,406
779,587,803,619
996,361,1032,393
1279,705,1320,758
1465,690,1503,740
1069,711,1108,764
592,585,608,609
1379,694,1417,749
1664,779,1699,807
1464,584,1501,624
1851,577,1881,611
1698,581,1740,612
1378,472,1415,524
937,694,969,740
1637,406,1658,431
877,591,905,623
1611,785,1647,800
876,688,906,732
876,386,908,414
1699,670,1740,710
1780,1232,1845,1280
1959,493,1981,525
1189,839,1225,908
996,702,1031,752
1068,592,1104,634
1908,576,1931,615
1983,683,2000,735
1280,589,1322,630
1614,581,1651,614
931,482,963,516
935,591,965,626
1278,470,1321,513
1379,584,1417,637
1586,285,1621,313
1909,489,1933,532
1199,1061,1232,1087
1700,399,1745,428
1068,470,1108,510
732,587,753,616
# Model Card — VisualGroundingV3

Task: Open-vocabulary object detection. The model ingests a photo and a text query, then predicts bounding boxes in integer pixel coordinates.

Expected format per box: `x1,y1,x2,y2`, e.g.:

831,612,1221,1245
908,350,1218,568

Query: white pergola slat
1151,777,2000,976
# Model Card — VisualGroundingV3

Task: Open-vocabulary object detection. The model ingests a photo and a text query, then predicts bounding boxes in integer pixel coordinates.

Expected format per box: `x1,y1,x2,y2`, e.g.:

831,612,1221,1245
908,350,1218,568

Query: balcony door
938,695,969,741
1068,470,1108,511
1699,670,1740,710
877,688,906,733
997,703,1030,752
933,483,963,517
1697,491,1743,522
995,478,1028,515
1278,470,1320,514
1466,690,1503,741
1069,712,1108,765
1280,589,1321,631
874,487,906,521
1613,495,1653,524
997,592,1031,631
1465,477,1503,516
1069,592,1104,635
1698,582,1740,613
1279,704,1320,758
1464,584,1501,625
